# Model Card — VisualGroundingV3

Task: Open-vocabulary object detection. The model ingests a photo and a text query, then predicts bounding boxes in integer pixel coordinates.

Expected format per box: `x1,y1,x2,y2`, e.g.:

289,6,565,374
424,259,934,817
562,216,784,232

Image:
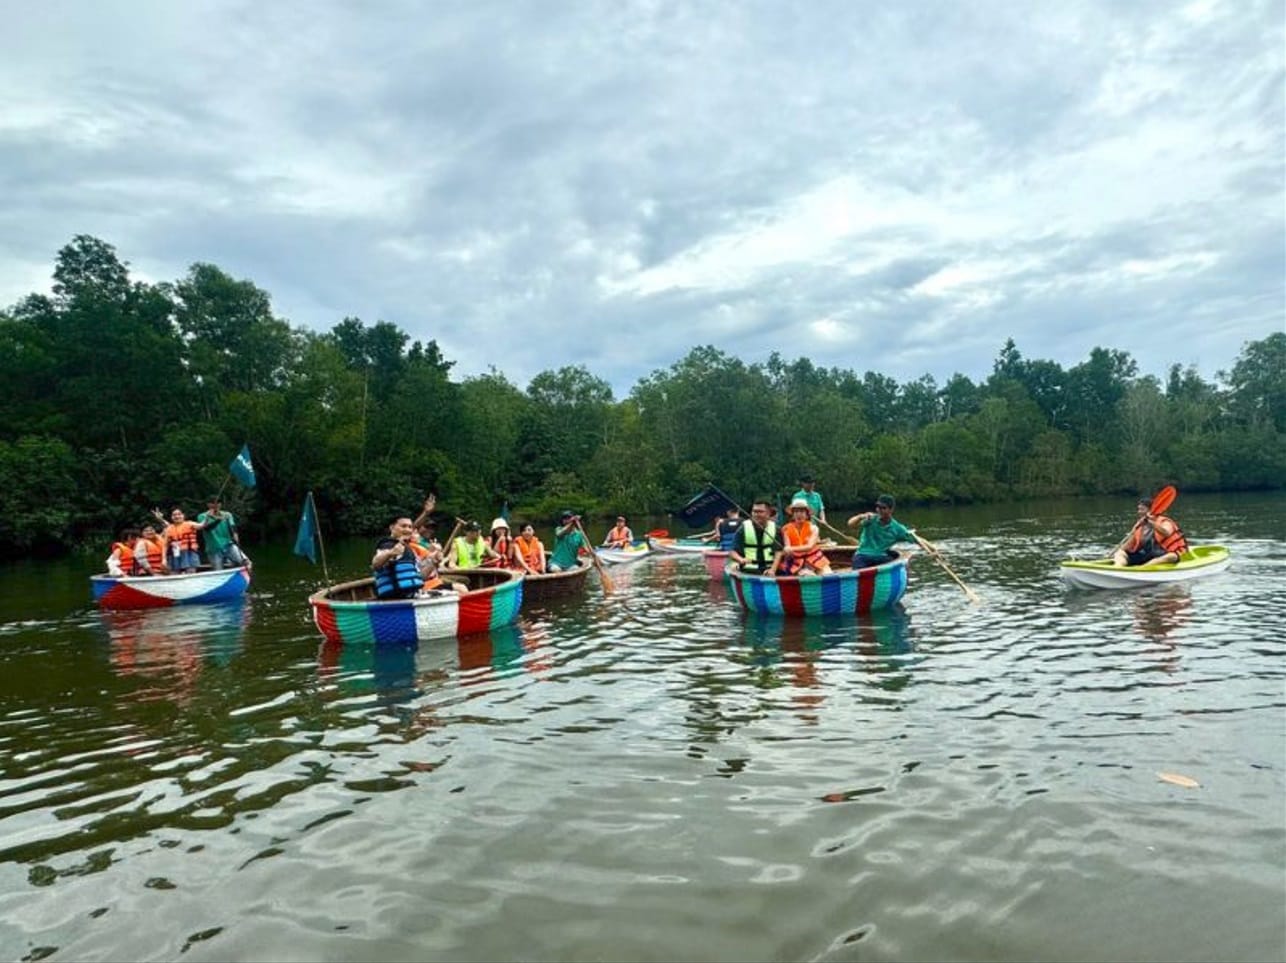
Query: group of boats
90,527,1234,647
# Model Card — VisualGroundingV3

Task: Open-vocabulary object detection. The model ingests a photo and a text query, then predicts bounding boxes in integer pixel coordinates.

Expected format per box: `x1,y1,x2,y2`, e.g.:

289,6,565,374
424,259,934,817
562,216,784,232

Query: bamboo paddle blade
575,521,614,594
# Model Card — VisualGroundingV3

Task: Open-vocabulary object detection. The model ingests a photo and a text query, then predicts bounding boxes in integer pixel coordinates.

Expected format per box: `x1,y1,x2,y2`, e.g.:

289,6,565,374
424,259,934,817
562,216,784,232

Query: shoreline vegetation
2,235,1283,558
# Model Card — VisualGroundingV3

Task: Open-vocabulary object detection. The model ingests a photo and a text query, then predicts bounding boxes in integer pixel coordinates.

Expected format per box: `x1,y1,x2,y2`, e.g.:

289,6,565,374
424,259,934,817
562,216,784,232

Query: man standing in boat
792,473,826,525
729,499,783,575
197,496,249,570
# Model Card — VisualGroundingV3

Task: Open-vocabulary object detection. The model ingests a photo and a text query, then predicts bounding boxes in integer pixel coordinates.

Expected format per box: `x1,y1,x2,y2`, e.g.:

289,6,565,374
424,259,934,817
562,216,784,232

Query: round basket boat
727,555,909,616
309,567,523,645
514,559,592,607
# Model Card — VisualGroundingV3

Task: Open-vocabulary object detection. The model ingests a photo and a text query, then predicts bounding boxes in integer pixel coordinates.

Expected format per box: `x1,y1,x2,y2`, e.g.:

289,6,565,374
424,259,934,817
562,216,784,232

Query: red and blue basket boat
727,555,909,616
91,566,252,610
309,567,523,645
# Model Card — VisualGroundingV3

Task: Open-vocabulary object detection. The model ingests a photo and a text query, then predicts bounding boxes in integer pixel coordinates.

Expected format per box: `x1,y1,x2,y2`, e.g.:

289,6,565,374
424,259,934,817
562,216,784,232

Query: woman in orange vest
771,498,832,577
154,506,209,573
513,523,546,574
132,524,168,575
487,518,516,568
1113,497,1188,567
107,528,138,577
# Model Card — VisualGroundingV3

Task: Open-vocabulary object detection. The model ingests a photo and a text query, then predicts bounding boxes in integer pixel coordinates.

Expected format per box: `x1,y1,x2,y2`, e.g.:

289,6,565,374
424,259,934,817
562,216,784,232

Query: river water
0,493,1282,962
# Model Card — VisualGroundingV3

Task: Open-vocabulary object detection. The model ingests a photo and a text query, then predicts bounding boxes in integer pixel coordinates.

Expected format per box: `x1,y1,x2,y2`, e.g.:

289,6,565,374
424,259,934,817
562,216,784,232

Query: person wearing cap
771,498,832,577
601,515,634,549
548,511,589,572
729,499,783,576
487,517,517,568
847,495,914,570
791,474,826,525
446,521,501,569
197,496,248,571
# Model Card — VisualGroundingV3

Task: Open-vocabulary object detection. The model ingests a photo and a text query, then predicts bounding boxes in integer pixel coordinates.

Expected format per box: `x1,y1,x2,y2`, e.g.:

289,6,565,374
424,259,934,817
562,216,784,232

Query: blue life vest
373,550,423,599
718,517,744,551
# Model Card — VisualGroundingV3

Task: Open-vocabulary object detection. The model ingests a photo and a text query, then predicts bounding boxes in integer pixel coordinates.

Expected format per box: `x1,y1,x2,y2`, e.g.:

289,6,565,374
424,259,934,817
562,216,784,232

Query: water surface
1,493,1283,962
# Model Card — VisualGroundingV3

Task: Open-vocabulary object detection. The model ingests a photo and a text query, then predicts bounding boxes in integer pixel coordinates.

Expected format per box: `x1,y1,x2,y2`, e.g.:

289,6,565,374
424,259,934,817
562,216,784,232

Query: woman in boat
153,506,212,574
447,521,502,569
602,516,634,549
1112,497,1187,567
771,498,832,577
106,528,138,577
514,522,546,574
131,524,167,575
487,518,517,568
847,494,914,570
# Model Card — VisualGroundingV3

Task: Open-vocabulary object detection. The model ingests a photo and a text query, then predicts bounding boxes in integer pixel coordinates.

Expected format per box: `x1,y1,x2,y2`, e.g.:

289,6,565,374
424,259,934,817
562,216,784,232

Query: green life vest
454,536,486,568
741,521,778,571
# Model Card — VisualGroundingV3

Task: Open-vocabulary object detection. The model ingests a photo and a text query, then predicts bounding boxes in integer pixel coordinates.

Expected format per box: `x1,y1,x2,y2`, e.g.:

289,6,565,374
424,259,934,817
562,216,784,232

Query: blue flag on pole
294,492,318,563
676,484,738,529
230,444,256,488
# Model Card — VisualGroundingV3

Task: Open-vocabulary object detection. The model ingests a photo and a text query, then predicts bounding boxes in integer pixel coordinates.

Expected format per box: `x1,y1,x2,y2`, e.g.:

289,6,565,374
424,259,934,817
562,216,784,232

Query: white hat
789,498,811,514
490,517,509,532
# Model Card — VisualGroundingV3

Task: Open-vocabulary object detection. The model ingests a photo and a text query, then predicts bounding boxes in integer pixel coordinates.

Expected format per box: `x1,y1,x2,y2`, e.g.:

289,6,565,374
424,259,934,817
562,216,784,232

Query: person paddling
1112,496,1187,567
602,516,634,549
847,494,914,570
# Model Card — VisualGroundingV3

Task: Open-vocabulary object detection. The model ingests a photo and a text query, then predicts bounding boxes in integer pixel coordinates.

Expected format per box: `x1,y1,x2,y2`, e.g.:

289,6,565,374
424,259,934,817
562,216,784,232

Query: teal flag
230,444,256,488
294,492,318,563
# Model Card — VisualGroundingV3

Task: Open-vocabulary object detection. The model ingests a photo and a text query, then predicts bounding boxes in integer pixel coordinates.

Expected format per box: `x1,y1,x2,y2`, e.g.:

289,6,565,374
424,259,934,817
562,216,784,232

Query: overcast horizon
3,0,1282,396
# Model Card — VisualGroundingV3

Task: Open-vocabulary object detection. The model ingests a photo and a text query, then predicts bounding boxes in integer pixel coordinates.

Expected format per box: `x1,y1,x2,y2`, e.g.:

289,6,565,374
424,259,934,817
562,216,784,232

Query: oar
818,517,859,547
1108,485,1178,558
911,531,982,605
574,518,615,594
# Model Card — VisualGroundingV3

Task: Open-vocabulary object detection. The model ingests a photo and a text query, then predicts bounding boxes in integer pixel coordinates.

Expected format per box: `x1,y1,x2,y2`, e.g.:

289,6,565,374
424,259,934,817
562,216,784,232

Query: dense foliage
2,236,1282,555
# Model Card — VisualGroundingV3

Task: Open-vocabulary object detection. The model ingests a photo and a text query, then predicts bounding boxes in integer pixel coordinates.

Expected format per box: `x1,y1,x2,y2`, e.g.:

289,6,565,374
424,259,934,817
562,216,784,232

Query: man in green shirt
847,494,913,569
549,511,589,571
791,473,826,524
197,496,249,570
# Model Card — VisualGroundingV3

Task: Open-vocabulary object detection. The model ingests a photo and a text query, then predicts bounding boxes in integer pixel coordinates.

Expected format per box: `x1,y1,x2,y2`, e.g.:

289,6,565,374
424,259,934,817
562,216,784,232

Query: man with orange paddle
1112,485,1187,567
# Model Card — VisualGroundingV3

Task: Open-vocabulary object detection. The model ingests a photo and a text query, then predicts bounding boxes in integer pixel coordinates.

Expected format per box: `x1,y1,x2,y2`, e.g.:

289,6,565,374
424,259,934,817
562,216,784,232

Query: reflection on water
0,495,1283,963
99,602,251,705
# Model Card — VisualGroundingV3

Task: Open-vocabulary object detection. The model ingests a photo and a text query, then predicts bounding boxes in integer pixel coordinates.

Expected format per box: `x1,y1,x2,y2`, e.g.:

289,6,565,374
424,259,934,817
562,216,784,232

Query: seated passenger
372,516,425,599
487,518,517,568
107,528,138,577
1112,497,1187,567
132,524,167,575
514,523,546,574
772,498,832,576
447,521,501,569
728,499,782,576
602,516,634,549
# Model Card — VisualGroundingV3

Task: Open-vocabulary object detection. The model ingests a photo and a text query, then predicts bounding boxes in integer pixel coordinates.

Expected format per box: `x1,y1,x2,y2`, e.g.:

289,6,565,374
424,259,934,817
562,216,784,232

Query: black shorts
1126,546,1166,566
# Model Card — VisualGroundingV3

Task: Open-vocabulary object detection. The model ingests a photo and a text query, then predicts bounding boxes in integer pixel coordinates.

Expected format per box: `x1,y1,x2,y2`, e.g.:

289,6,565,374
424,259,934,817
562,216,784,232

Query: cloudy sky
2,0,1282,395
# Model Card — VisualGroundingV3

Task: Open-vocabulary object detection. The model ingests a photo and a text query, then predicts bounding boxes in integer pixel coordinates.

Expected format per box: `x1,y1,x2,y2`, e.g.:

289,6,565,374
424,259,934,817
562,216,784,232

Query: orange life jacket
133,536,165,572
486,535,514,568
111,541,135,571
605,524,633,547
778,520,829,575
164,521,201,553
516,534,544,572
1127,514,1188,556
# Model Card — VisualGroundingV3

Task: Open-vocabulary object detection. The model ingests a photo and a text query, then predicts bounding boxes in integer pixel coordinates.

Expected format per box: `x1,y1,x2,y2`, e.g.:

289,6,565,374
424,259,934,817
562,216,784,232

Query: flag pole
310,491,331,583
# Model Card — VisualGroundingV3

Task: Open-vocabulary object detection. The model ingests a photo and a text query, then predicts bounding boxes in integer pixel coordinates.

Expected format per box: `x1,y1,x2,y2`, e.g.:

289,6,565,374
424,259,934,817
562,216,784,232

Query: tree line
1,235,1282,556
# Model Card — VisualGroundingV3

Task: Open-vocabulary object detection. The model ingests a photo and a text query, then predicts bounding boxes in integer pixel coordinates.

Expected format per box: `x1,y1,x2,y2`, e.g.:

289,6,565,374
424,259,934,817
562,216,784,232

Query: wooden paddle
818,517,859,547
574,518,614,594
1109,485,1178,557
911,531,982,605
